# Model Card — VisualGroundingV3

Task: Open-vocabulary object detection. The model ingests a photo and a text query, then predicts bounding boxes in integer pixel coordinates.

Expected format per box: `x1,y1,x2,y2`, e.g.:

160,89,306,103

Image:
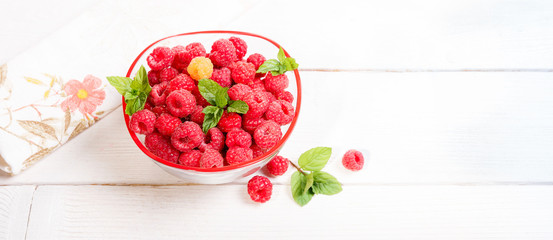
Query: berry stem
288,160,306,176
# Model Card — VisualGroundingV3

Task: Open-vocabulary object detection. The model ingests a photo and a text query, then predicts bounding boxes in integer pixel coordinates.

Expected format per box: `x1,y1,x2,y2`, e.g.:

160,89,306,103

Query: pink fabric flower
61,75,105,115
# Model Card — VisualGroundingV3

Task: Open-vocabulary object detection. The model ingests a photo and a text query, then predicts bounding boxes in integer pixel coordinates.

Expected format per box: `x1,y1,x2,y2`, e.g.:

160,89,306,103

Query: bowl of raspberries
112,31,301,184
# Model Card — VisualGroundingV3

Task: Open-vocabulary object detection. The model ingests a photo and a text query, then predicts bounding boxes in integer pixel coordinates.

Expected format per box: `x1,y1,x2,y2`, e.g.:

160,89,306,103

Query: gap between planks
23,186,37,240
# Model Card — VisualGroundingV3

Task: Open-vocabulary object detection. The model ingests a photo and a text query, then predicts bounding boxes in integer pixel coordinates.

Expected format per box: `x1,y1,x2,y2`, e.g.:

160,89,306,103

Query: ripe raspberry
248,77,266,91
189,105,205,125
275,90,294,103
167,74,195,93
264,100,295,125
149,81,169,106
209,39,237,67
145,132,180,163
154,113,181,136
230,61,255,85
129,109,156,135
198,127,224,152
227,84,252,101
264,73,289,94
264,91,276,103
148,70,160,86
217,111,241,132
144,101,153,111
247,175,272,203
229,36,247,60
242,116,265,134
243,90,270,119
247,53,266,70
159,67,178,82
200,148,224,168
166,90,196,118
171,121,204,152
184,42,207,64
192,86,210,107
250,144,267,158
266,156,289,176
187,57,213,80
342,149,364,171
225,129,252,148
151,105,168,117
210,67,232,87
171,45,188,71
226,147,253,165
147,46,174,71
179,149,202,168
254,120,282,149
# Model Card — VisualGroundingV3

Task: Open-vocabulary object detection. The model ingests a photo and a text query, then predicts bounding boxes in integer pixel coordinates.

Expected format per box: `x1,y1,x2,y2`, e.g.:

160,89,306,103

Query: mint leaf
291,171,314,207
202,105,219,115
298,147,332,171
227,100,249,114
198,79,227,106
124,91,138,101
202,107,224,133
304,172,314,194
277,47,286,63
312,171,342,195
106,76,132,95
256,59,280,74
215,87,228,108
285,57,299,71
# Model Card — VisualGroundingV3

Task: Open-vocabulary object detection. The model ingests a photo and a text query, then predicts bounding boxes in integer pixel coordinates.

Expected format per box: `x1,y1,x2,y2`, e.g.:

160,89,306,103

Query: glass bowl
122,31,301,184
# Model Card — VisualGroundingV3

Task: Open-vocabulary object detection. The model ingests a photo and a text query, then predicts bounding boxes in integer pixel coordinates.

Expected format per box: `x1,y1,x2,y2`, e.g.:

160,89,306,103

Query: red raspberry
198,127,224,152
264,100,295,125
148,70,160,86
171,45,188,71
342,149,364,171
226,147,253,165
159,67,178,82
227,84,252,101
145,132,180,163
154,113,181,136
149,81,169,106
275,90,294,103
189,105,205,125
266,156,289,176
225,129,252,148
147,46,174,71
247,53,266,70
209,39,237,67
192,85,210,107
229,36,247,60
144,101,153,111
254,120,282,149
264,73,289,94
247,175,272,203
250,144,267,158
243,90,270,119
151,105,168,117
248,77,266,91
167,74,195,93
200,148,224,168
179,149,202,168
166,90,196,118
184,42,206,64
210,67,232,88
264,91,276,103
242,116,265,134
171,121,204,152
230,61,255,85
217,111,241,132
129,109,156,135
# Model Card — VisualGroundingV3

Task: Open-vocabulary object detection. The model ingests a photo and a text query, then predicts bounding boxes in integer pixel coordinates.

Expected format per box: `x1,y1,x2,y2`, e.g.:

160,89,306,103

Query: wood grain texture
25,185,553,240
1,72,552,185
0,186,35,240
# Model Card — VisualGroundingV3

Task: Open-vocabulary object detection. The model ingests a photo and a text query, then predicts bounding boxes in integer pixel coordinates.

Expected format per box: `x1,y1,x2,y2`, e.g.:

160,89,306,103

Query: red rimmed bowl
123,31,301,184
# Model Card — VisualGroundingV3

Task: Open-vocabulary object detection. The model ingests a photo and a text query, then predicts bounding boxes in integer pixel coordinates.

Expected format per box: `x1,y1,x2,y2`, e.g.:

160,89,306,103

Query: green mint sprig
107,65,151,116
256,47,299,76
198,79,248,133
290,147,342,206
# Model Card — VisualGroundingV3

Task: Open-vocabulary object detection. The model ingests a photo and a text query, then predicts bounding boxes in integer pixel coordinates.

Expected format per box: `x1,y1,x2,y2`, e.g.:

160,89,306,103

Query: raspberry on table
254,120,282,149
147,46,174,71
209,39,237,67
250,144,267,158
179,149,202,168
242,116,265,134
264,100,295,125
266,155,289,176
198,127,225,152
189,105,205,125
154,113,181,136
145,132,180,163
247,53,266,70
342,149,364,171
171,45,188,71
230,61,256,85
166,89,196,118
171,121,204,152
148,70,160,86
167,74,195,93
187,57,213,81
247,175,272,203
210,67,232,88
226,147,253,165
159,67,179,82
243,89,270,119
129,109,156,135
149,81,169,106
217,111,242,132
227,83,252,101
225,129,252,148
229,36,247,60
264,73,289,94
275,90,294,103
200,148,224,168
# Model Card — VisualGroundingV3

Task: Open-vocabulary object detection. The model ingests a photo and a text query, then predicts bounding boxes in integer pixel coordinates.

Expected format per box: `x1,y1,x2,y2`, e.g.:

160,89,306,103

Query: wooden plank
25,185,553,239
1,72,552,185
226,0,553,69
0,186,35,240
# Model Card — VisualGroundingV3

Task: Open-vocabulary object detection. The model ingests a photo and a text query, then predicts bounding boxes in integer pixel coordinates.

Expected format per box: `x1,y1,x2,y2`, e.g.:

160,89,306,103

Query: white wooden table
2,0,553,239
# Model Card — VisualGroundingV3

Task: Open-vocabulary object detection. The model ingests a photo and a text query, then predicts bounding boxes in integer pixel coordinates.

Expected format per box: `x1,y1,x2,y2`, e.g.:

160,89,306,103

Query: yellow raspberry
187,57,213,80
